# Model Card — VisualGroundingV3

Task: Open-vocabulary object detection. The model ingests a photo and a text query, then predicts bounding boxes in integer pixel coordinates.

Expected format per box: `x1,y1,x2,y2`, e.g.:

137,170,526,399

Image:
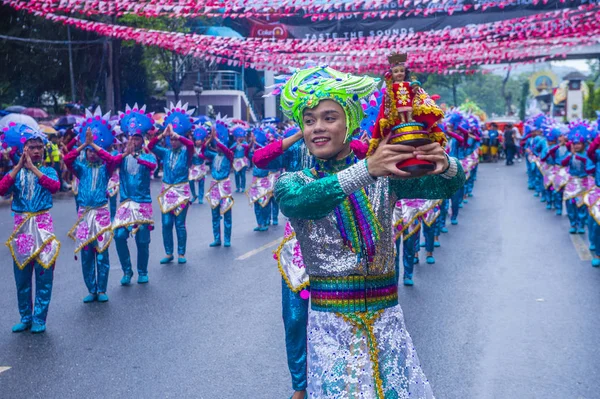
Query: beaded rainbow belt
310,273,398,314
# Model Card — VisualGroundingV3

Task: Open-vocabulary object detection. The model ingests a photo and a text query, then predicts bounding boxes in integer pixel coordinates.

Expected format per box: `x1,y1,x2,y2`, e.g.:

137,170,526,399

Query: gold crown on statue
388,53,407,66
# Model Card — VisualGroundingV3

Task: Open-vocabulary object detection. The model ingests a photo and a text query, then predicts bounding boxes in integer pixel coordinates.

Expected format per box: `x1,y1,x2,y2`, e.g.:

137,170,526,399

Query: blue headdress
252,126,268,147
162,101,194,136
231,125,247,140
568,120,591,144
531,114,548,131
466,114,481,136
76,107,116,150
544,126,563,143
214,114,232,143
359,89,384,138
444,110,466,133
1,122,47,152
118,103,155,137
193,124,210,141
283,124,301,138
262,124,279,142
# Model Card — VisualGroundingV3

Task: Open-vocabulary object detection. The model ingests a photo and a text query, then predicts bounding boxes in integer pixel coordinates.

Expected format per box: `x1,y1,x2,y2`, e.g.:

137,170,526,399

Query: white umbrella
0,114,40,130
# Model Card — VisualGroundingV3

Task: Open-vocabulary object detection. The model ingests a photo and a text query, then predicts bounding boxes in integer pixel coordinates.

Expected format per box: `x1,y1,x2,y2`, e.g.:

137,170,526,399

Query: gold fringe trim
159,199,190,216
36,240,61,269
68,226,114,254
7,235,61,270
5,211,62,270
245,179,273,208
430,131,448,148
273,233,310,293
211,198,235,215
340,310,385,399
158,183,191,215
112,219,154,235
205,178,234,213
366,138,381,157
412,103,444,118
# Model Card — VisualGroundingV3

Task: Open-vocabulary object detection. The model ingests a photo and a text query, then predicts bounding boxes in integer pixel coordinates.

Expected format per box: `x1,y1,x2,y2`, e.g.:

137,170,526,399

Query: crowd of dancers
2,58,487,398
521,112,600,267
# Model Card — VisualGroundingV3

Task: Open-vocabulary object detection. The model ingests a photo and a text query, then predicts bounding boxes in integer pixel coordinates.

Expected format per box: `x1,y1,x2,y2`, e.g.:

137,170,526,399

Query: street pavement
1,164,600,399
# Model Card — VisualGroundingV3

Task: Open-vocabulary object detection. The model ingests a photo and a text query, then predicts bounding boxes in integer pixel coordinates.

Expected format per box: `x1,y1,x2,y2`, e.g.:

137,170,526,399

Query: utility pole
105,39,115,110
67,26,76,103
113,38,121,110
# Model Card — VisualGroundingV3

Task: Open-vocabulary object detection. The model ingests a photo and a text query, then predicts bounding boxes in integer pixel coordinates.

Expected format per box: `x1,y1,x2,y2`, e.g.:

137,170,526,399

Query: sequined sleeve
390,157,465,200
274,160,376,220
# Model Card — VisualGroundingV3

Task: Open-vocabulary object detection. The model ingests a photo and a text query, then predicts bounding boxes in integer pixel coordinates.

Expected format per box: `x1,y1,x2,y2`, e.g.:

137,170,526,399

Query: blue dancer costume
247,126,276,231
104,104,157,285
0,123,61,334
189,124,210,204
561,127,592,235
66,108,116,303
263,125,282,226
539,127,566,211
151,102,195,264
585,118,600,267
463,116,482,200
445,111,469,225
230,125,250,192
108,147,121,220
253,127,313,395
204,119,235,247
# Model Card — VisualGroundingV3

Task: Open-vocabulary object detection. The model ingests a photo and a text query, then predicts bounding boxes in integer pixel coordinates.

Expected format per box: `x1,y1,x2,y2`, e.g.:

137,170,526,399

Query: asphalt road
1,164,600,399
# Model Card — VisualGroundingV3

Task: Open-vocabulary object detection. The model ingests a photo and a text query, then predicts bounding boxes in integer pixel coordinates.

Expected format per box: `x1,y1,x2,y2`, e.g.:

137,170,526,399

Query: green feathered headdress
280,66,380,143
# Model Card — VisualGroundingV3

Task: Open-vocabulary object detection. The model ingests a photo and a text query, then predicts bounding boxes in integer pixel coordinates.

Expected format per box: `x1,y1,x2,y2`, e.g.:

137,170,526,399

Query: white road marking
570,234,593,261
236,238,281,261
0,367,11,375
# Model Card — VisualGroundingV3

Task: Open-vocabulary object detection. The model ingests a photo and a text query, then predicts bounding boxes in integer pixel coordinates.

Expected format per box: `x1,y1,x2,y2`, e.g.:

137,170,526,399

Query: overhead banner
229,1,590,39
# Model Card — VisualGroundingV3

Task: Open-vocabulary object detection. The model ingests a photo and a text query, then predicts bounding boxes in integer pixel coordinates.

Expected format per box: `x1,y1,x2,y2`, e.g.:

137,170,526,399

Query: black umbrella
54,115,83,128
4,105,25,113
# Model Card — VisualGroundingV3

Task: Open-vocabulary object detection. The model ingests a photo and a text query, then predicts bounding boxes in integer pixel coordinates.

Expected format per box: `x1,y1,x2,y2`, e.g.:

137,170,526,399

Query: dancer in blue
230,125,250,192
150,103,195,265
586,118,600,267
247,126,272,231
521,125,536,190
66,110,116,303
189,124,210,204
393,201,422,285
204,120,235,247
254,124,310,399
540,126,565,212
532,129,549,202
0,123,61,333
561,125,591,235
421,201,442,263
107,144,121,220
264,125,282,226
463,116,481,201
445,111,468,225
100,105,157,285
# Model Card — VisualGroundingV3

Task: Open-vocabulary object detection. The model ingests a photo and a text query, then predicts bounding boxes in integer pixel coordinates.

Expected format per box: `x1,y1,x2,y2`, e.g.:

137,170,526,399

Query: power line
0,33,105,45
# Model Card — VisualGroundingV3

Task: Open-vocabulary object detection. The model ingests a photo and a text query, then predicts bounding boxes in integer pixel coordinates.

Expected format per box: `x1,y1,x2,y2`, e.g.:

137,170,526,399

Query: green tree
0,5,104,112
118,15,209,103
519,81,529,121
422,73,465,107
423,70,527,118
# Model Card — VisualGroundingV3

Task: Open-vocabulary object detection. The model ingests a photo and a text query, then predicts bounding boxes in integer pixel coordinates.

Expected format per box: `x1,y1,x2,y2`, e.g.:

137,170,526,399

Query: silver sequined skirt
307,304,435,399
